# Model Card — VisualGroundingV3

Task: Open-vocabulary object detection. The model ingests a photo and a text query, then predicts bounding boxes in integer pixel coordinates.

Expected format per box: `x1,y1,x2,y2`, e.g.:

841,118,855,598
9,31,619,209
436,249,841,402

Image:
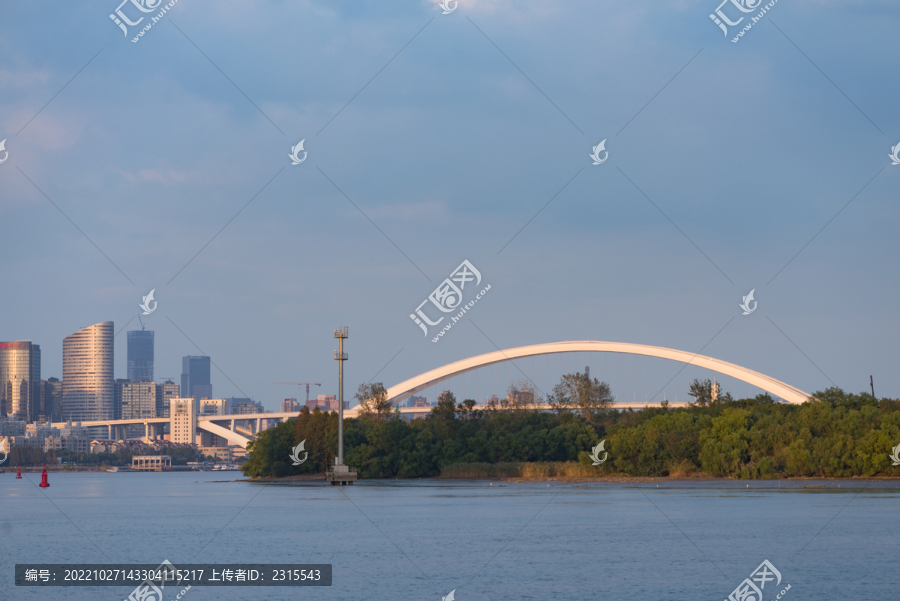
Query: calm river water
1,472,897,600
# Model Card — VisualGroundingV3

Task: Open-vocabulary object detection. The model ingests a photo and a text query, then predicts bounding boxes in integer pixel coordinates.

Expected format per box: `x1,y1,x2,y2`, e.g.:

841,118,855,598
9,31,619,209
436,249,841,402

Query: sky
1,0,898,409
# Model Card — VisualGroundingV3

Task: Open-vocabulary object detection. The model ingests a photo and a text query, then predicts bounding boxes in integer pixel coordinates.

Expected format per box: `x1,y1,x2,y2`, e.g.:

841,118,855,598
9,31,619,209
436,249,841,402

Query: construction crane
273,382,322,405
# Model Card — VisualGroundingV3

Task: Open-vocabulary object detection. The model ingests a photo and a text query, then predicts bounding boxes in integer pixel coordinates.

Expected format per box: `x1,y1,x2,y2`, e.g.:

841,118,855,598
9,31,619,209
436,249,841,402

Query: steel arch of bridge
376,340,811,407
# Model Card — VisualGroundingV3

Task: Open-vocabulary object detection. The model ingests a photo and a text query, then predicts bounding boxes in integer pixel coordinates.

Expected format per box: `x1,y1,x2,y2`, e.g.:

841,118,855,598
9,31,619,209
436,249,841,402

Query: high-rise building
0,341,41,421
62,322,115,421
31,344,41,420
409,395,428,408
119,380,157,420
230,399,258,415
170,398,197,445
181,356,212,401
306,394,347,411
127,330,154,381
281,398,300,412
199,398,226,416
157,380,179,418
42,378,62,422
114,378,128,420
507,387,534,406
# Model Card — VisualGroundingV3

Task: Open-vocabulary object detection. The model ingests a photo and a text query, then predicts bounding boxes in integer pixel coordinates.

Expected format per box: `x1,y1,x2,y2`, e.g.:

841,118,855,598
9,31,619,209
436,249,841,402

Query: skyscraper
31,344,41,420
62,322,115,421
157,379,180,418
0,341,40,421
119,380,157,420
127,330,154,381
43,377,63,422
181,356,212,401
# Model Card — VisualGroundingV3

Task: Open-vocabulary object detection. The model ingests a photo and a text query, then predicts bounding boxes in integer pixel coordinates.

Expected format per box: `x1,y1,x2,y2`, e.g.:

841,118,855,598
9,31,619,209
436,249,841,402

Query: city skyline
2,322,350,415
2,1,897,410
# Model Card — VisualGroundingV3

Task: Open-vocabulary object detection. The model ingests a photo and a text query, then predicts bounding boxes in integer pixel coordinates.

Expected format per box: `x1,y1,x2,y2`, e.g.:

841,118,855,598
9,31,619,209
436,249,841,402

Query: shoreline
239,473,900,483
5,469,898,483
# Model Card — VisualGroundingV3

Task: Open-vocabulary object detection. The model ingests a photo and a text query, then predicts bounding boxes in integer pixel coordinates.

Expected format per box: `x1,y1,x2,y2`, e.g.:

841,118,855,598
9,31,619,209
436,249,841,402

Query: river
1,472,896,600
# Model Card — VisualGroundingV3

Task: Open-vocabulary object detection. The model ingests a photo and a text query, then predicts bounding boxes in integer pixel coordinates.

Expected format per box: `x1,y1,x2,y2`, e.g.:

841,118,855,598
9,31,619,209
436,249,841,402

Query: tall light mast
334,326,348,465
327,326,356,485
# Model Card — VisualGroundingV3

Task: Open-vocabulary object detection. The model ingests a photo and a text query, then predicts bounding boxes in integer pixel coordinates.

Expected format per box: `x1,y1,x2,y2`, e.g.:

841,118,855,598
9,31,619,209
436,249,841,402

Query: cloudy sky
1,0,898,408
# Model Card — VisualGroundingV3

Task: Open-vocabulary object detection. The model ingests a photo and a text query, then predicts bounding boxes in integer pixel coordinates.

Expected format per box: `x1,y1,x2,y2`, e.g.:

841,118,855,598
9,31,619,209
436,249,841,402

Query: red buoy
39,468,49,488
15,467,22,479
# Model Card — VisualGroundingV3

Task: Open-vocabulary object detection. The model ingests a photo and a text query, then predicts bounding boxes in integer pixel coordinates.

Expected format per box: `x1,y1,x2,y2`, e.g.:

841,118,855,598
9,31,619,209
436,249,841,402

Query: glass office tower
127,330,155,381
0,341,40,421
181,355,212,401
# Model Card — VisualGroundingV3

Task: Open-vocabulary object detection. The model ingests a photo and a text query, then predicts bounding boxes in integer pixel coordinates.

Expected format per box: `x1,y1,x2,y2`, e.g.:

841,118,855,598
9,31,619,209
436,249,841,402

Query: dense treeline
4,447,57,467
241,380,900,479
609,387,900,478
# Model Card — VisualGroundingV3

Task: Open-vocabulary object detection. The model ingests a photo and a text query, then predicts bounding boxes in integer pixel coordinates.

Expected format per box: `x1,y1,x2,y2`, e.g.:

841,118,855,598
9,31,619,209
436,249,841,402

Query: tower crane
272,382,322,405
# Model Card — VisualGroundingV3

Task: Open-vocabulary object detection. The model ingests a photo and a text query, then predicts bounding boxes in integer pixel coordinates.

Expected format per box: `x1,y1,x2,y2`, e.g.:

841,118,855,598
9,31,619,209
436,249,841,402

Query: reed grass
439,461,606,479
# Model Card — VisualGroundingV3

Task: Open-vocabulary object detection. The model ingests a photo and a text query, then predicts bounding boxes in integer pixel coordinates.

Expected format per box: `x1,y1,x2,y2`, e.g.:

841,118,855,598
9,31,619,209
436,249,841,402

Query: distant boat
106,466,138,472
212,465,239,471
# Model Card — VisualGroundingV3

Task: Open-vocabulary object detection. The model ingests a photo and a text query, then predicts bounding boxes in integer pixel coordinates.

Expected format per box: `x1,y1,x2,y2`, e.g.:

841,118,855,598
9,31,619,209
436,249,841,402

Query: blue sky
1,0,898,408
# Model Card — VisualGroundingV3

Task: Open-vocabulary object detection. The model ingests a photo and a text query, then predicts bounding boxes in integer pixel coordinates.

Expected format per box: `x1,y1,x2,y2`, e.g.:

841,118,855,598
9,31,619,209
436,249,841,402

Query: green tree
242,420,296,478
294,406,338,472
354,382,394,424
688,378,733,406
698,409,751,477
548,373,613,424
431,390,457,421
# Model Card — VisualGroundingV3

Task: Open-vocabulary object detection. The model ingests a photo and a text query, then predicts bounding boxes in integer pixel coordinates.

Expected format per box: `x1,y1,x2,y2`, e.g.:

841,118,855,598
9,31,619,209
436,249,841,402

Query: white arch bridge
346,340,811,416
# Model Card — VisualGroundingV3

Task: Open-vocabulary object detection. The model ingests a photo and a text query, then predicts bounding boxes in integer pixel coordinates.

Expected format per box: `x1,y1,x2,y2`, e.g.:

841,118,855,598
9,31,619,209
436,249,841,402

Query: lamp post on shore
327,326,356,485
334,326,348,466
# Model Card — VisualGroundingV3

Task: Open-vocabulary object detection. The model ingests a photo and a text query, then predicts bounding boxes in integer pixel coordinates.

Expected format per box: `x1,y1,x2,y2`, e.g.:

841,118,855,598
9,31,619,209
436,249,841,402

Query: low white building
170,398,197,445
